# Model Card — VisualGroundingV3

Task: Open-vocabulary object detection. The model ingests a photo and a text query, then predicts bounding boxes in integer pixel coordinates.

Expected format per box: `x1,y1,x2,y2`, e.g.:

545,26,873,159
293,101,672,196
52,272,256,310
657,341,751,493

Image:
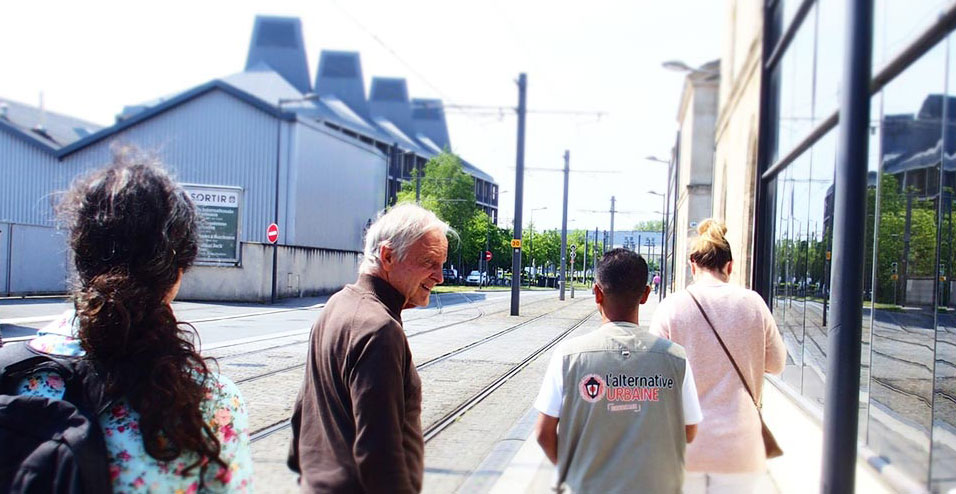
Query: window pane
775,4,817,162
803,134,834,408
780,0,804,35
932,34,956,493
873,0,953,68
867,41,945,484
773,162,806,391
814,0,846,120
785,155,815,404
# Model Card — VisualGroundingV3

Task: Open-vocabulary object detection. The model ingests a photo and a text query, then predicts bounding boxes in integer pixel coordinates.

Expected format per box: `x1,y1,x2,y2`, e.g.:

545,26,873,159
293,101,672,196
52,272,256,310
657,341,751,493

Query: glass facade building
757,1,956,490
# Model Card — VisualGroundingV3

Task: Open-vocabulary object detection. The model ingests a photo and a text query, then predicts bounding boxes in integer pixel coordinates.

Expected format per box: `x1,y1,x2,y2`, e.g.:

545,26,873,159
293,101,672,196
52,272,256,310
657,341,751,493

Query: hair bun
697,219,728,240
689,218,732,270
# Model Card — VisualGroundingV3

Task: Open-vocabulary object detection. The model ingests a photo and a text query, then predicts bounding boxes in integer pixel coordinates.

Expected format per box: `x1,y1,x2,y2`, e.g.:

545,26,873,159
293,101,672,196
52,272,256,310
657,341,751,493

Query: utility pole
583,230,589,287
594,227,600,283
560,150,570,301
484,233,490,288
510,73,528,316
610,196,616,250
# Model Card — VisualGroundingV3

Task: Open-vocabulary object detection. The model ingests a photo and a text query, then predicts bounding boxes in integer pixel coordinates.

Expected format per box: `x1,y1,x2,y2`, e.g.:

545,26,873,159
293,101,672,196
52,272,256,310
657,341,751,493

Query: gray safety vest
556,322,688,494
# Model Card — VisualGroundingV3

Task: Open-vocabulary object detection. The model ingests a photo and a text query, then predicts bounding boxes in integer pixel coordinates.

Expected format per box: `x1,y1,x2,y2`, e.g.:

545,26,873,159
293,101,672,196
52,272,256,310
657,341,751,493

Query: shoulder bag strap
687,290,759,408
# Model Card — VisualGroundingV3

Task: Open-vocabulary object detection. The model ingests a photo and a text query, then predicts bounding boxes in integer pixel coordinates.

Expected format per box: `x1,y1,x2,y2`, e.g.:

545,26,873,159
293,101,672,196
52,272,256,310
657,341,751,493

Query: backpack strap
0,343,74,392
0,343,112,415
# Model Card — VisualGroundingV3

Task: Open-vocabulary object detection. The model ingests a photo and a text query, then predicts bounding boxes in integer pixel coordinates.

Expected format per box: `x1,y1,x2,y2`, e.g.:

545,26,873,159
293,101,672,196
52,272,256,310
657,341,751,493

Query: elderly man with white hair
288,203,451,494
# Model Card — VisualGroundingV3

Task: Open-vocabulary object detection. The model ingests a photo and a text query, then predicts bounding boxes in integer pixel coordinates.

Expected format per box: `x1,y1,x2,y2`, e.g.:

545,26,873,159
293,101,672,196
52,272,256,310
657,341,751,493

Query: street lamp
272,93,321,304
661,60,719,76
529,206,548,285
645,155,670,165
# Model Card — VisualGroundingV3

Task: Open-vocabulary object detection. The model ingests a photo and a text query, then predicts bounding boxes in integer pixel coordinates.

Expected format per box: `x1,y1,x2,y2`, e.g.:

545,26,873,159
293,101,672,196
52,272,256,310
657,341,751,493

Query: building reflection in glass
766,1,956,490
866,46,944,485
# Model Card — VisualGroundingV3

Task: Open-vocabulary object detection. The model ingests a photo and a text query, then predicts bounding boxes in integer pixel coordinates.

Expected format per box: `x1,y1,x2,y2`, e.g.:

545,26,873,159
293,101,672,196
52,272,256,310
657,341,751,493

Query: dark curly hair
57,149,225,478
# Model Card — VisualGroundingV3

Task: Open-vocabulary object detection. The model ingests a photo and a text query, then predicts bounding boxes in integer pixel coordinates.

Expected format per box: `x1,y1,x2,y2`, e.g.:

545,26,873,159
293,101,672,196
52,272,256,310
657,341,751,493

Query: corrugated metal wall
64,90,281,244
289,120,386,251
0,88,390,296
1,90,281,244
0,133,71,226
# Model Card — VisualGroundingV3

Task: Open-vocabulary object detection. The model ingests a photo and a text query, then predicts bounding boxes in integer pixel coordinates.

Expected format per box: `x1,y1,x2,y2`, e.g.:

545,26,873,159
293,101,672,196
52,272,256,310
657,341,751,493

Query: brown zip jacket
288,274,423,493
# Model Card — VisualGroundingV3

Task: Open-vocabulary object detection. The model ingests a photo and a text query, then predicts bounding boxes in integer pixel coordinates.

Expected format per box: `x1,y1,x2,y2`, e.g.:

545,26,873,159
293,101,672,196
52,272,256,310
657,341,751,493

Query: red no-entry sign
267,223,279,244
485,251,492,261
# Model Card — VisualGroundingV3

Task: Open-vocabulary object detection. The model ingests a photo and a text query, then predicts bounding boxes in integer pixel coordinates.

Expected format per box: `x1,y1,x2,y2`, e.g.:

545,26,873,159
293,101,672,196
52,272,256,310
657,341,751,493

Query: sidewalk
481,378,893,493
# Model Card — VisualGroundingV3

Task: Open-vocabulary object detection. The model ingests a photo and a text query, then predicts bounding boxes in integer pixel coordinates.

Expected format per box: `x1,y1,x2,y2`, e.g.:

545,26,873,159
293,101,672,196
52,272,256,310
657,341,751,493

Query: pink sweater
650,280,786,473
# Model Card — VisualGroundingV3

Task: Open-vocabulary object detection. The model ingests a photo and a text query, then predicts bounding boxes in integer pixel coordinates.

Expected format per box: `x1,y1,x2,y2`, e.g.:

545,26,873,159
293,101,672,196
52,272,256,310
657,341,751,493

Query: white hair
359,203,454,275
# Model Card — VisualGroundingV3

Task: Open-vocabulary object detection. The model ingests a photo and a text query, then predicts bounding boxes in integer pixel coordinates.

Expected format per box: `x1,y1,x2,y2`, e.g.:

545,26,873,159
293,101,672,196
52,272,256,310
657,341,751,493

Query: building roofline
55,80,296,159
5,72,498,186
0,118,61,154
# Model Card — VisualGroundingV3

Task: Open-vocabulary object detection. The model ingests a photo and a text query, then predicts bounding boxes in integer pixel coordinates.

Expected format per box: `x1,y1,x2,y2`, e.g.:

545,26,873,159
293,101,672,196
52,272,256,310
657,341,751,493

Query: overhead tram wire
327,0,454,105
511,166,620,174
428,102,607,120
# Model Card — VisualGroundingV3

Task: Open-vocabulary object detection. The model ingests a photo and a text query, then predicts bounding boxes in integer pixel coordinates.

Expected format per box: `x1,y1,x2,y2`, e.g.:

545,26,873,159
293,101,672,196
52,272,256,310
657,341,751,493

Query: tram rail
247,298,593,443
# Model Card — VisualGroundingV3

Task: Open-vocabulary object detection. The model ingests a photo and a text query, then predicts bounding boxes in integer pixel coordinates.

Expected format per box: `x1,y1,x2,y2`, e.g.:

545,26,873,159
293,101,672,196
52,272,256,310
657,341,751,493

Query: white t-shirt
533,333,703,425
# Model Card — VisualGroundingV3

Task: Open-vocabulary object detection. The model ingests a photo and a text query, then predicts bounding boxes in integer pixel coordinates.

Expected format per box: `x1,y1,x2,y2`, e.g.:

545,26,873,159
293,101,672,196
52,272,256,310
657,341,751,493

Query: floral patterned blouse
16,311,254,493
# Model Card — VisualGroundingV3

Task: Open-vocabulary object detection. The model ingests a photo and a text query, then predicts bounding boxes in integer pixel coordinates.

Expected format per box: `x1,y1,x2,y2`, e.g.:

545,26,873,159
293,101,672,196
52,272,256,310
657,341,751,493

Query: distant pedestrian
653,272,662,294
288,203,451,493
534,249,702,493
651,219,786,494
4,154,253,492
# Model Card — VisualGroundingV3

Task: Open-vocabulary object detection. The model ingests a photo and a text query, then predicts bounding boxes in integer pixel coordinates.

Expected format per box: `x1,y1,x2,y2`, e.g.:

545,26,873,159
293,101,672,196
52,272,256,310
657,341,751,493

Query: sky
0,0,724,232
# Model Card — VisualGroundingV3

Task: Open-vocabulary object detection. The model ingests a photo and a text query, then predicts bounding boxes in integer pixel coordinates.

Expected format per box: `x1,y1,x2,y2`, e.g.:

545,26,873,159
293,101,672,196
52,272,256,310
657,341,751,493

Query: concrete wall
177,241,360,302
905,278,935,306
0,223,68,295
276,244,361,297
0,224,8,294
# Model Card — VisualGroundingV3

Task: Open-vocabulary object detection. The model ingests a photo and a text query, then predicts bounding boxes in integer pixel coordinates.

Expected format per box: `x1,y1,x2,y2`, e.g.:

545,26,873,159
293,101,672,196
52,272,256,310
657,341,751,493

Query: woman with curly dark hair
15,153,252,492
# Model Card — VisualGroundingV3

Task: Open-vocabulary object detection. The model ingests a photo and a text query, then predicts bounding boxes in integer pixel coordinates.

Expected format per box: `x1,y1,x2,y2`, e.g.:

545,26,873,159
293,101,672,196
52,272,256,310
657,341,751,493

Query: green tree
633,220,664,232
397,152,485,274
397,152,476,236
538,230,561,274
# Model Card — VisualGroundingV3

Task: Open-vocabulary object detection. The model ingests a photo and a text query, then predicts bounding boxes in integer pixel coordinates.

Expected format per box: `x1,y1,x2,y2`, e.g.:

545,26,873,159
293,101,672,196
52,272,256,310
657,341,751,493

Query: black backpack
0,343,113,494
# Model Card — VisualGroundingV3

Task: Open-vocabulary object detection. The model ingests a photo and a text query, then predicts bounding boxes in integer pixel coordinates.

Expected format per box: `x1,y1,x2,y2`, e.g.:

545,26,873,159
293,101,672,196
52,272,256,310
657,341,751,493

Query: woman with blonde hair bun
650,219,786,494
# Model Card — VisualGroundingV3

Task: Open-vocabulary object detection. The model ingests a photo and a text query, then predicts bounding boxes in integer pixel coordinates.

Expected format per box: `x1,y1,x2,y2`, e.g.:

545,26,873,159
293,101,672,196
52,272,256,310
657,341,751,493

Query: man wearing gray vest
534,249,702,493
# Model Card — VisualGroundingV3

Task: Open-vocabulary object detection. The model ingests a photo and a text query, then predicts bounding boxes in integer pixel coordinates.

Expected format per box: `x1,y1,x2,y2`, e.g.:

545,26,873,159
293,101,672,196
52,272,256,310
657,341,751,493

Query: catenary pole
560,150,570,301
583,229,589,287
511,73,528,316
821,0,873,492
609,196,616,250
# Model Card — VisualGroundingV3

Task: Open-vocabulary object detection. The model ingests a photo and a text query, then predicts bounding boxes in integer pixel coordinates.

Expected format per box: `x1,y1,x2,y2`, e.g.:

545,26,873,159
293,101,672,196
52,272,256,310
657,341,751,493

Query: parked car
465,270,486,286
441,268,458,284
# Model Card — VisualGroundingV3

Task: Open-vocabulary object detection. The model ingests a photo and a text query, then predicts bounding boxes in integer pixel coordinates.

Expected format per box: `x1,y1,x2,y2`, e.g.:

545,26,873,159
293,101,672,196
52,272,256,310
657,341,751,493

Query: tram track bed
241,294,601,493
236,296,594,437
